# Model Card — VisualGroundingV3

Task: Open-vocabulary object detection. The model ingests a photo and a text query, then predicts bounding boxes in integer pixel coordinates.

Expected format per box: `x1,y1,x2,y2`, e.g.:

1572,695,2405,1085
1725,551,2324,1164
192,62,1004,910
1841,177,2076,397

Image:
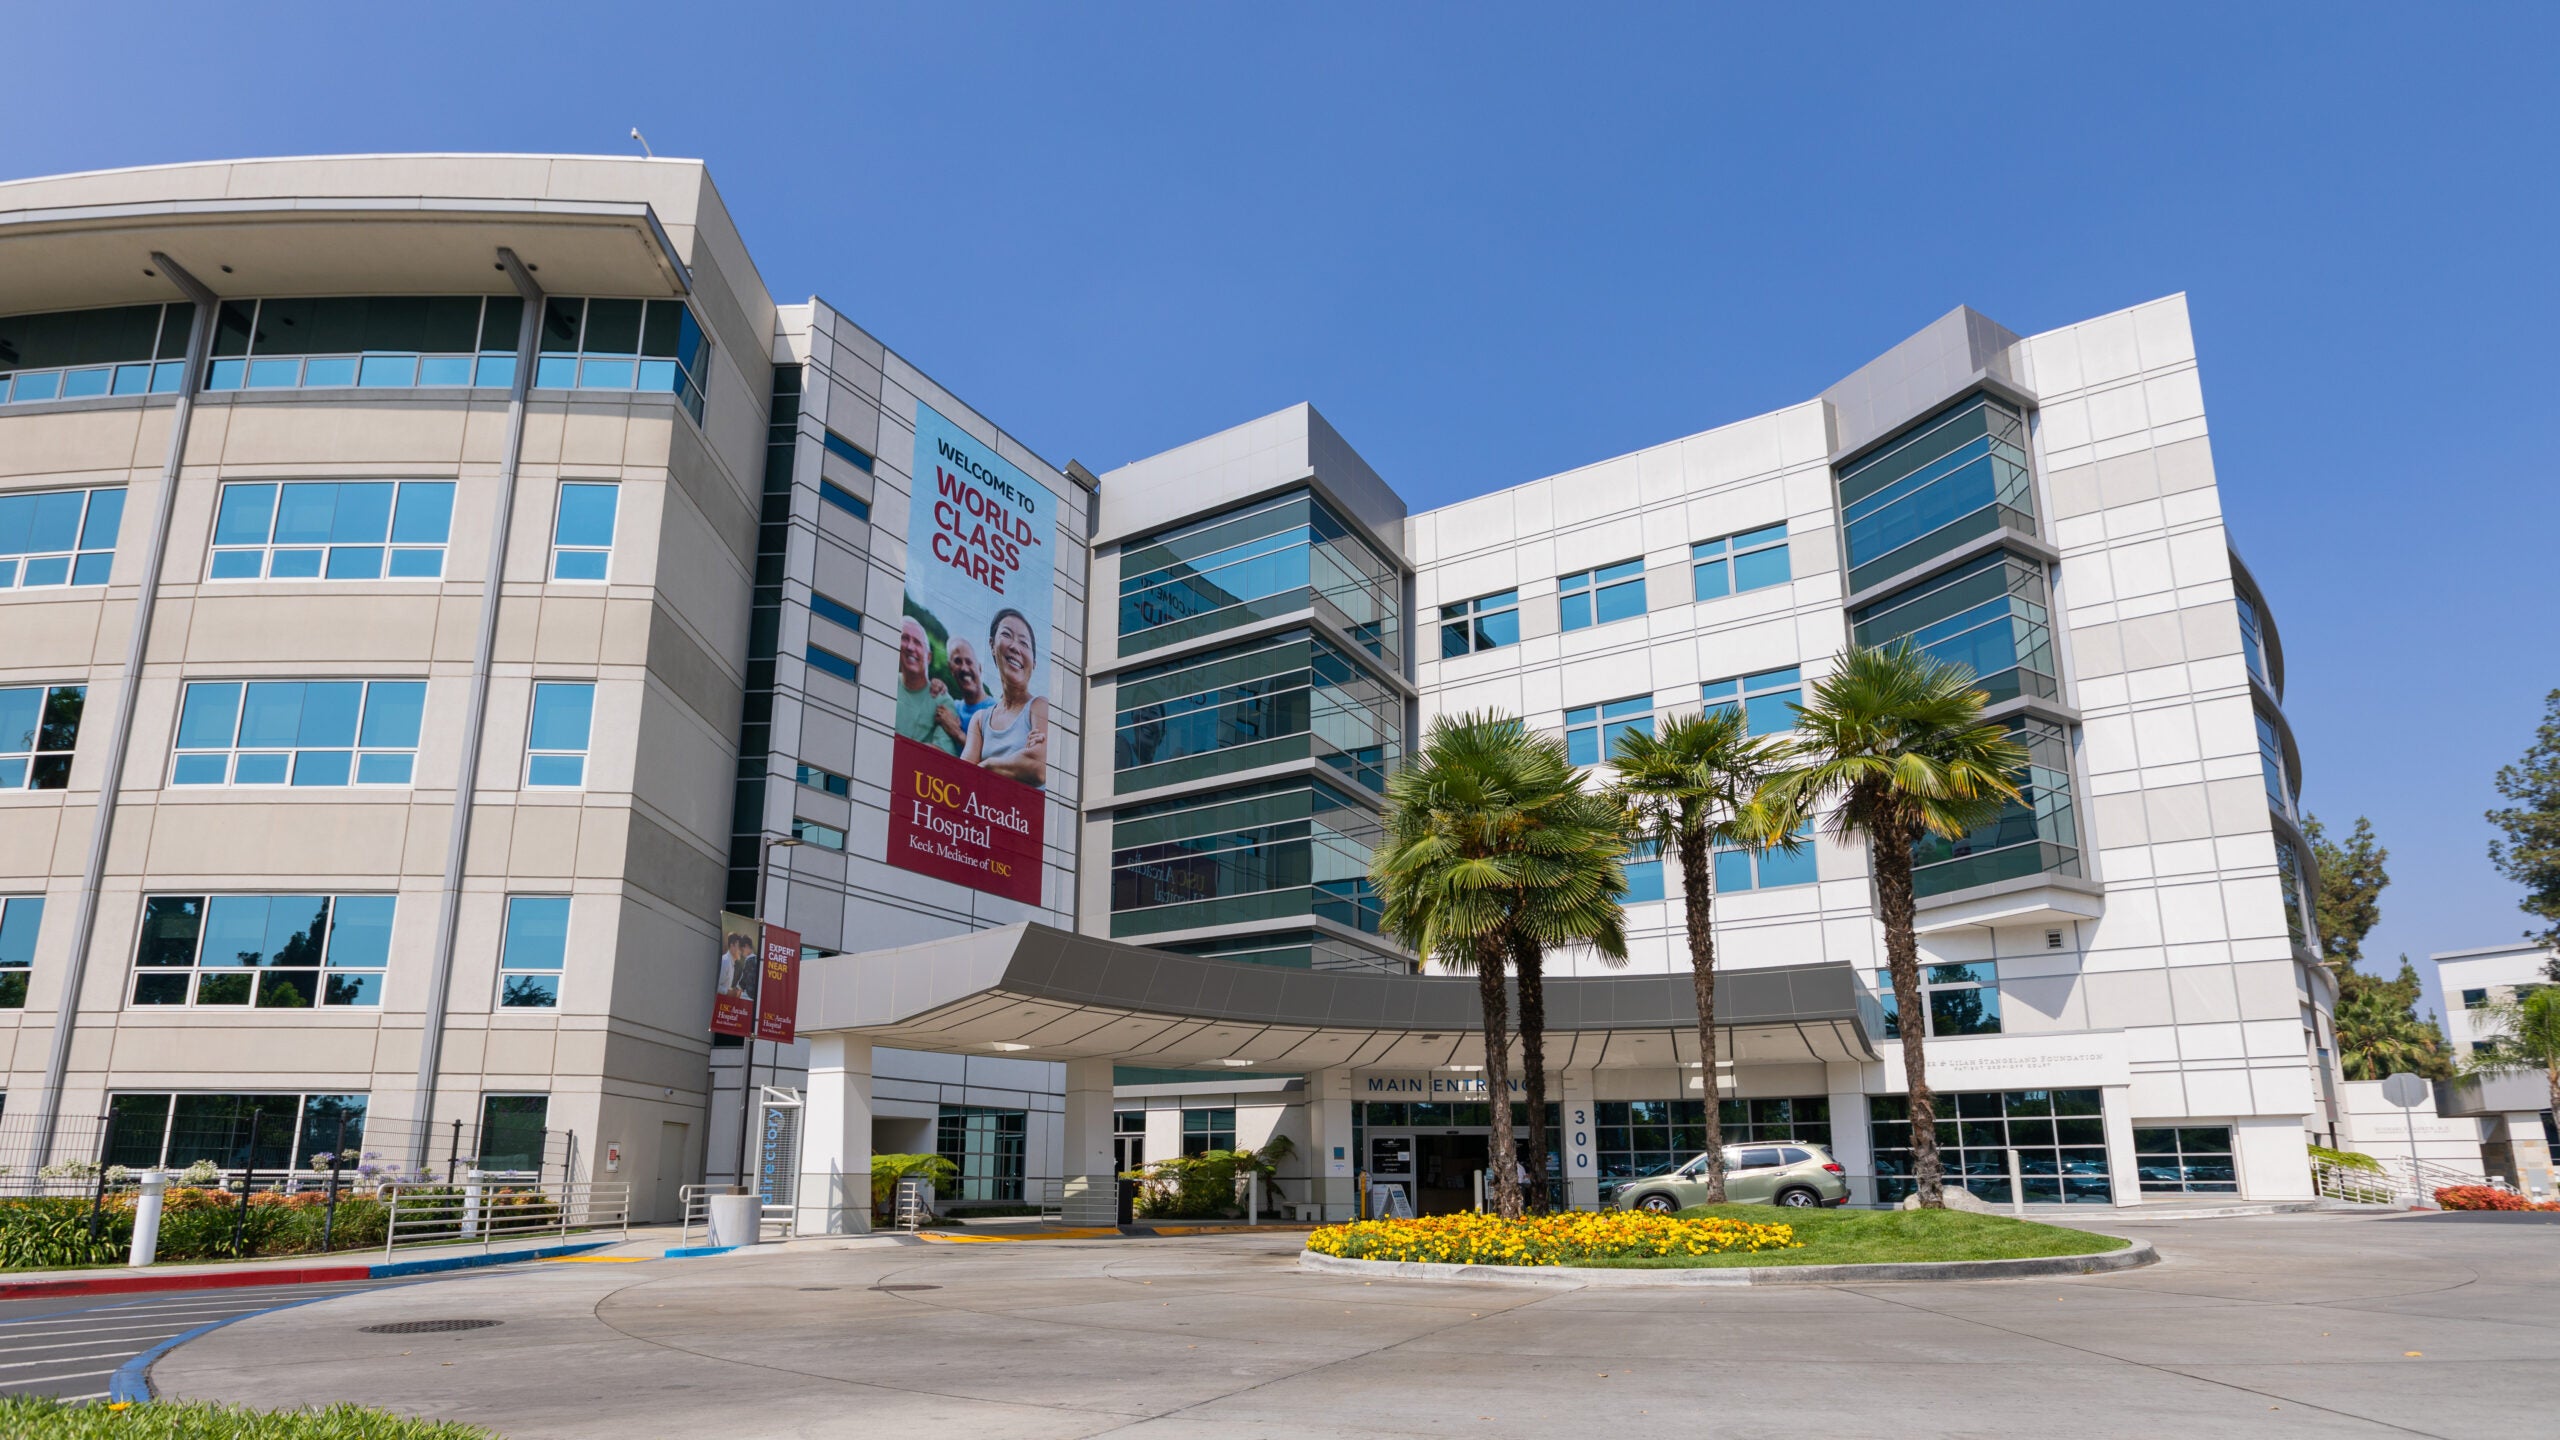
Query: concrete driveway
152,1211,2558,1438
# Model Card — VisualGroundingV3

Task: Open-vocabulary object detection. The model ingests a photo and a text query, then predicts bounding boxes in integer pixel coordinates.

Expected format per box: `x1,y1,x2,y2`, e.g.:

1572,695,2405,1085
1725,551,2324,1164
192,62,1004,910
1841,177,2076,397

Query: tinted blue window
0,898,44,970
215,485,278,546
358,682,425,750
807,645,860,683
326,897,395,968
820,479,871,520
810,592,861,632
1755,837,1818,888
554,484,618,548
528,683,594,752
501,896,571,972
390,484,454,544
1714,849,1756,892
1623,858,1665,904
822,431,875,472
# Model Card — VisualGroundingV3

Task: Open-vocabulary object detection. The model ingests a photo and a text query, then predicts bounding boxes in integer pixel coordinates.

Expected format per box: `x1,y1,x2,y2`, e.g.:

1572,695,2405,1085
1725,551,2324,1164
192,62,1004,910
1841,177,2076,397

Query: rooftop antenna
629,127,655,159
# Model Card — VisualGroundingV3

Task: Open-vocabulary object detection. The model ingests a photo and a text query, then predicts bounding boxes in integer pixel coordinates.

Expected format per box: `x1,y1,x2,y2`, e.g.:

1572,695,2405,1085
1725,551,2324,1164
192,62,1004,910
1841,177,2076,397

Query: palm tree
1505,776,1630,1210
1374,713,1616,1217
2333,981,2454,1081
1758,645,2027,1208
2464,987,2560,1121
1607,707,1788,1203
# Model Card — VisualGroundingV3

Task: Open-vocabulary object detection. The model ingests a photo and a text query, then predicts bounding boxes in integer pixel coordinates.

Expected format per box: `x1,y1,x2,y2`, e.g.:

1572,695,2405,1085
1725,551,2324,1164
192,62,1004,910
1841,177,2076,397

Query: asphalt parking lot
147,1210,2559,1438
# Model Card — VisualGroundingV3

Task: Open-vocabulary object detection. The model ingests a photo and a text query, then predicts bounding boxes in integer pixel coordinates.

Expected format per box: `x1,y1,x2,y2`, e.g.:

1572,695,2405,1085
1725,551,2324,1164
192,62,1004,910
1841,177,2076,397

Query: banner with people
888,401,1056,904
711,912,801,1041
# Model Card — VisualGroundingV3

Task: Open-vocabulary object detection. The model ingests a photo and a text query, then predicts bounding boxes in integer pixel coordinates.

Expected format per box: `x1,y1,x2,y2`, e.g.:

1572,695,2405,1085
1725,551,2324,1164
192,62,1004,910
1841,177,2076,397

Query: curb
0,1240,612,1301
1295,1238,2156,1287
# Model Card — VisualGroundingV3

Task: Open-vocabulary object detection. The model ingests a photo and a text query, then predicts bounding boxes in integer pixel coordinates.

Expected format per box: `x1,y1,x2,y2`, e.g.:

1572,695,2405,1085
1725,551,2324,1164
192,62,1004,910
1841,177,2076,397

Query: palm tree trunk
1678,827,1729,1204
1872,818,1944,1207
1512,929,1551,1212
1475,940,1523,1219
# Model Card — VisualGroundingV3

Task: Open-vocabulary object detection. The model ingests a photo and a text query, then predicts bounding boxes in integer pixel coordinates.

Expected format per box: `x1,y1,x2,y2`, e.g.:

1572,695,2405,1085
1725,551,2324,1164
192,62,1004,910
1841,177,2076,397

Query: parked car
1613,1142,1851,1211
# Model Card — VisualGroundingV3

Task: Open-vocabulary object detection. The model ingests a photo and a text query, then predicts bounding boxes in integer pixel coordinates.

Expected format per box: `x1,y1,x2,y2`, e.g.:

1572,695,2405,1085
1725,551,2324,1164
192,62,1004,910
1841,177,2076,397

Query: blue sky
16,3,2554,1017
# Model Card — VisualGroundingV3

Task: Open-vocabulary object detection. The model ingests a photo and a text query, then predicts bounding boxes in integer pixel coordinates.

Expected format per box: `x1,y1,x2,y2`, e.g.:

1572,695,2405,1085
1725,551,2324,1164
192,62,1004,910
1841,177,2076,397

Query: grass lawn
1578,1205,2132,1268
0,1397,494,1437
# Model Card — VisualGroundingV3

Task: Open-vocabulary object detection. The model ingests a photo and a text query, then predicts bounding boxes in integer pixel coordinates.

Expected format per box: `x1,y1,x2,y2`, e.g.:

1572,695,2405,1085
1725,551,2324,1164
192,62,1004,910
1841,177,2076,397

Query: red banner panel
757,924,801,1044
888,735,1045,905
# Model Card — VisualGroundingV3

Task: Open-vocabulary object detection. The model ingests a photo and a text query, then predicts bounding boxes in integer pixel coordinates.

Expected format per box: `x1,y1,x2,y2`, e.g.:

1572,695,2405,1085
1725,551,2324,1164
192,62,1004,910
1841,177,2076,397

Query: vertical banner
756,924,801,1043
887,402,1056,905
710,910,760,1037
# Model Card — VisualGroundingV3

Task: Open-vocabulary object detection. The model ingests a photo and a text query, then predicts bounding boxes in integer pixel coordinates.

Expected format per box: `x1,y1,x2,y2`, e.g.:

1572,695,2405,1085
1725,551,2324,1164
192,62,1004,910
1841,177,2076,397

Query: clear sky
15,3,2554,1017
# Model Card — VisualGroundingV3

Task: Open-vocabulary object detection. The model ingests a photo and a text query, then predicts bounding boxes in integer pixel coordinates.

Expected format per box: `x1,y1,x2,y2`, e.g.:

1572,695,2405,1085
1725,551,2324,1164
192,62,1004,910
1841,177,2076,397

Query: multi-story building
0,151,2342,1229
2433,940,2557,1195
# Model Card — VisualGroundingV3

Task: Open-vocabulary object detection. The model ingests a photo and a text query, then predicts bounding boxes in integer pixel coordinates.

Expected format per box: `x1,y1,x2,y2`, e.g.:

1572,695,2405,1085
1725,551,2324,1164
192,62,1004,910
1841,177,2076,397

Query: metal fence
0,1108,579,1200
382,1177,630,1255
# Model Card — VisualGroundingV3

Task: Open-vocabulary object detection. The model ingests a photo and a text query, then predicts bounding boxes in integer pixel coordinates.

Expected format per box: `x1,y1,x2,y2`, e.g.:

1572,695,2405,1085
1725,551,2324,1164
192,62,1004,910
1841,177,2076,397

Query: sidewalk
0,1225,684,1300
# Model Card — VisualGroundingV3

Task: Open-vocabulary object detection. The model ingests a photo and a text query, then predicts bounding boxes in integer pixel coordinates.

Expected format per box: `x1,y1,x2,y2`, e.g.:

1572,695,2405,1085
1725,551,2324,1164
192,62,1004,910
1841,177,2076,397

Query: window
822,431,875,472
1692,524,1790,601
819,479,871,521
0,303,193,404
172,680,425,787
550,483,619,581
1912,717,2081,897
1870,1088,2109,1205
806,645,859,684
791,817,846,851
104,1092,367,1173
0,685,82,789
2462,988,2490,1009
1623,839,1665,904
2472,1039,2497,1057
1114,629,1399,794
528,297,710,421
2274,836,2311,950
810,591,861,633
1115,1109,1147,1172
1715,826,1816,891
936,1105,1027,1201
1118,491,1401,668
0,486,123,589
499,896,569,1009
1439,589,1520,657
1702,667,1801,737
526,683,595,787
129,894,392,1008
1878,961,2001,1038
1109,777,1383,939
2235,590,2277,696
1559,559,1645,630
1565,696,1653,765
1837,393,2034,591
2133,1125,2237,1194
0,896,41,1009
208,481,452,582
1593,1098,1832,1184
1182,1107,1237,1156
796,762,850,797
2252,709,2296,820
202,295,523,394
477,1094,550,1174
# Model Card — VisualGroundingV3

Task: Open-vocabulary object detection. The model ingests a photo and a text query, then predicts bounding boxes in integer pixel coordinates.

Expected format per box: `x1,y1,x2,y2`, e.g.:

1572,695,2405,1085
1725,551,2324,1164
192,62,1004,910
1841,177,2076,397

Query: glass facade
1149,928,1396,972
0,303,194,404
1593,1099,1833,1185
936,1106,1027,1202
1851,550,2057,705
1118,491,1399,667
1838,392,2034,592
2256,709,2297,821
1108,777,1383,940
1869,1088,2111,1204
0,486,124,589
1911,717,2081,896
725,365,801,908
2235,588,2278,697
2275,835,2312,950
1113,629,1397,795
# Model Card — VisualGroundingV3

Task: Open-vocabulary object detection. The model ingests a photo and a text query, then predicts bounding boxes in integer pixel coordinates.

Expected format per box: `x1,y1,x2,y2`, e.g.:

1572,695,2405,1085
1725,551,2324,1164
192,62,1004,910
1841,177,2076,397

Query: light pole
737,835,803,1195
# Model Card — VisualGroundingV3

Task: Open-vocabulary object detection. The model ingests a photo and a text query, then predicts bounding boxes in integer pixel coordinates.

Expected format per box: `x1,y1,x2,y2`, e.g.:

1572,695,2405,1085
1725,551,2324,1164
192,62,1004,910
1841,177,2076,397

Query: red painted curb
0,1264,373,1300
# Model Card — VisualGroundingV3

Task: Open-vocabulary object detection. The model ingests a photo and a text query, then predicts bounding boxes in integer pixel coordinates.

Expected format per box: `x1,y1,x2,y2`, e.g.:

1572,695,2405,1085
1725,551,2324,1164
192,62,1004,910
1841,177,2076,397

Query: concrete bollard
460,1169,484,1238
129,1170,170,1268
707,1191,763,1247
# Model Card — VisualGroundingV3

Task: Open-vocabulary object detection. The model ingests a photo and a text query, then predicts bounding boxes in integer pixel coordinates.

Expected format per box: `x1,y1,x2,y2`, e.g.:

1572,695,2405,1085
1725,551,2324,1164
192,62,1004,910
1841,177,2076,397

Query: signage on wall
709,913,800,1042
1360,1073,1528,1099
886,401,1058,906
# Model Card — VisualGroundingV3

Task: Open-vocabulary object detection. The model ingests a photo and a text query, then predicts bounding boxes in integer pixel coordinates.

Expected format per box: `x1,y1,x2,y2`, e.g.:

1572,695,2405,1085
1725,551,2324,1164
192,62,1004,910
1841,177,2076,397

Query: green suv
1612,1142,1851,1212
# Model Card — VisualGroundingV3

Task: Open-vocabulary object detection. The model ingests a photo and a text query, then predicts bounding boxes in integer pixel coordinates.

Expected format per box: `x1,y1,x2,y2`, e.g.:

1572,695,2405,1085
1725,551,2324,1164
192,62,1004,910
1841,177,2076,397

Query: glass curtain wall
1114,629,1398,795
1117,491,1400,668
1850,551,2058,705
0,303,194,403
1909,718,2081,896
1838,392,2035,592
1869,1088,2112,1204
1108,778,1384,942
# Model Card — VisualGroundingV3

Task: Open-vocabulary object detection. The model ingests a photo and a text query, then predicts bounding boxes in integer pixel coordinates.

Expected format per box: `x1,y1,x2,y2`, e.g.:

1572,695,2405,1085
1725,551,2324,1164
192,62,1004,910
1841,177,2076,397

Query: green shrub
2310,1144,2382,1173
0,1395,495,1437
1129,1151,1247,1219
0,1189,399,1268
871,1153,958,1210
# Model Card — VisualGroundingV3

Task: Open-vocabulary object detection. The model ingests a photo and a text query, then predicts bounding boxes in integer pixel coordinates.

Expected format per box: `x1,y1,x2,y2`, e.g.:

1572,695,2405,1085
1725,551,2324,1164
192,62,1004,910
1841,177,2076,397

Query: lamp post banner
757,923,801,1044
886,400,1057,903
710,910,760,1037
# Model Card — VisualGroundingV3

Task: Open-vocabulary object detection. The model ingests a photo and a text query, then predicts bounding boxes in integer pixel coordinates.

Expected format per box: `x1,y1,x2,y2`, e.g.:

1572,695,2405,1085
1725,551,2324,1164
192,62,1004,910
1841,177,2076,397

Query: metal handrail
677,1182,795,1245
382,1175,629,1255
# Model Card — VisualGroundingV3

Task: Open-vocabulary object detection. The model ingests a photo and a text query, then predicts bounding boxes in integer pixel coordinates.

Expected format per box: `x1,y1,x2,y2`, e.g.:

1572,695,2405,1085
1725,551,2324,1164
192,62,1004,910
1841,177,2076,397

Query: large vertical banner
709,911,760,1037
756,924,800,1043
887,402,1056,904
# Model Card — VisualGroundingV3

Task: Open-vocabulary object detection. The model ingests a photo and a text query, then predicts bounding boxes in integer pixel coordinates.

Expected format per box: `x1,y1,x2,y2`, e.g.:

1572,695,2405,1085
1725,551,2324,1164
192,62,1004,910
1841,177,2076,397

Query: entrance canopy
797,923,1881,1071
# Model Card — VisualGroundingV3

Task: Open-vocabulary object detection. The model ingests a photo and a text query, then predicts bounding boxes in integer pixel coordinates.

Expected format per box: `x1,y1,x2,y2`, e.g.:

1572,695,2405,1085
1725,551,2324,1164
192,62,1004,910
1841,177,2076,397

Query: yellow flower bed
1306,1210,1799,1266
